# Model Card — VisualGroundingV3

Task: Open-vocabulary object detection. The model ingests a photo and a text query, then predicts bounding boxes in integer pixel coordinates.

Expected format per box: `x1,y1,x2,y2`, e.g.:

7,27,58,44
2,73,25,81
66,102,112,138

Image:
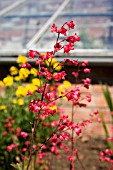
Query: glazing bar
26,0,70,49
0,0,28,17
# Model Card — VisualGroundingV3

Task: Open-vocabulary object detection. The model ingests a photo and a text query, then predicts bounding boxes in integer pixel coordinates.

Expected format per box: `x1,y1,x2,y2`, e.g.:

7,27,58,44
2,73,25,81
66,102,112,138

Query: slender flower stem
76,154,86,170
33,154,37,170
22,155,25,170
70,103,74,170
26,83,47,170
26,118,41,170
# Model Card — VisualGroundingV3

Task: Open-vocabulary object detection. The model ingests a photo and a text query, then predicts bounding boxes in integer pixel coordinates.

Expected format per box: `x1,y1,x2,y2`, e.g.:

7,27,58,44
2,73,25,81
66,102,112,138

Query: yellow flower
63,80,71,89
57,85,65,96
32,78,42,87
45,58,56,67
17,55,27,64
19,68,30,80
17,98,24,105
57,85,65,92
14,76,21,81
3,75,13,86
53,62,62,71
16,86,27,97
0,105,6,110
10,66,18,75
0,81,4,86
48,105,57,110
26,83,37,93
12,99,17,104
57,81,71,98
30,68,38,76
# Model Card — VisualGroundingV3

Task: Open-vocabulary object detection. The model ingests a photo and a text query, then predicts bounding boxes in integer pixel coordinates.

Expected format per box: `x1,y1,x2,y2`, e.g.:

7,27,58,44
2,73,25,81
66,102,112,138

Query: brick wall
61,84,113,137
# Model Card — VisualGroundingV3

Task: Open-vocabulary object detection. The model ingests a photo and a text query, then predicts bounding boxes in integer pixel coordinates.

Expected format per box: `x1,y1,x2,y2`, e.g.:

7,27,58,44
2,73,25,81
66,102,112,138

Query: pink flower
51,23,57,32
73,149,78,155
104,149,113,155
59,132,70,141
51,146,58,154
46,71,52,80
83,68,91,73
67,155,75,162
16,127,21,134
54,43,62,52
21,62,31,68
20,132,28,138
66,88,80,101
82,78,91,89
82,60,88,67
46,51,54,59
22,148,27,152
64,43,74,53
66,34,80,43
45,92,54,102
36,59,40,65
65,146,70,153
72,72,79,78
86,94,91,102
51,121,59,128
38,151,46,159
73,124,81,136
7,144,15,152
51,134,58,145
106,137,113,141
64,59,78,66
25,141,30,146
66,21,75,29
94,110,99,115
100,151,105,156
27,90,33,95
29,100,40,113
33,145,37,149
97,117,102,123
104,157,111,162
7,146,12,152
57,26,67,36
28,50,38,59
3,131,7,136
57,155,61,159
54,71,66,81
74,127,81,136
4,123,12,128
60,115,69,123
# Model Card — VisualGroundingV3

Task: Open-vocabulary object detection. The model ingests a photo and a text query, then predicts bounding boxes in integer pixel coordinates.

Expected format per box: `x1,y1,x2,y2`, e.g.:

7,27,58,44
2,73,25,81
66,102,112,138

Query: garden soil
48,136,111,170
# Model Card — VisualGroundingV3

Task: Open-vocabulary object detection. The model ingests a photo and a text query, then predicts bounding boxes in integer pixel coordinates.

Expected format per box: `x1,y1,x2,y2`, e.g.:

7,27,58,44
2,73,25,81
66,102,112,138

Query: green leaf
11,163,22,170
102,85,113,112
100,111,113,149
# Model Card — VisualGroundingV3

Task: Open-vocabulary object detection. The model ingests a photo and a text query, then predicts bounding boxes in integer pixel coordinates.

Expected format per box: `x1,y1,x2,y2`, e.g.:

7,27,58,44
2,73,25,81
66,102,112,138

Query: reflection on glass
0,0,113,51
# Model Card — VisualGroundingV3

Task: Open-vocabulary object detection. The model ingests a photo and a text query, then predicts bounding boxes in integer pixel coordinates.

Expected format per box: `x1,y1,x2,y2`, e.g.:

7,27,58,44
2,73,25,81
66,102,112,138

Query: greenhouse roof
0,0,113,56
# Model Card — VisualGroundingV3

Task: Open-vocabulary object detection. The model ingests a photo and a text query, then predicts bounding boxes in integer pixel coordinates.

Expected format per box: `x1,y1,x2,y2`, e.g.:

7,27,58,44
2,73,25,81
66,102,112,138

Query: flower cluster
14,21,94,170
100,148,113,163
0,21,95,170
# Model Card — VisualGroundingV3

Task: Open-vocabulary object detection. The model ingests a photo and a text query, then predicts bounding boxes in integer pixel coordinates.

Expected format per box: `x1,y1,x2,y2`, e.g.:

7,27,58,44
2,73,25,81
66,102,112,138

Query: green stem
100,111,113,149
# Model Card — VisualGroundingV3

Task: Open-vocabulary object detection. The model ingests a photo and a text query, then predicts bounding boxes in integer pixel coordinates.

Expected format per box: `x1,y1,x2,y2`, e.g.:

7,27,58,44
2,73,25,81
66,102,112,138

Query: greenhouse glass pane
7,0,63,15
0,0,63,51
0,0,113,52
0,17,50,50
0,0,15,10
33,0,113,50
